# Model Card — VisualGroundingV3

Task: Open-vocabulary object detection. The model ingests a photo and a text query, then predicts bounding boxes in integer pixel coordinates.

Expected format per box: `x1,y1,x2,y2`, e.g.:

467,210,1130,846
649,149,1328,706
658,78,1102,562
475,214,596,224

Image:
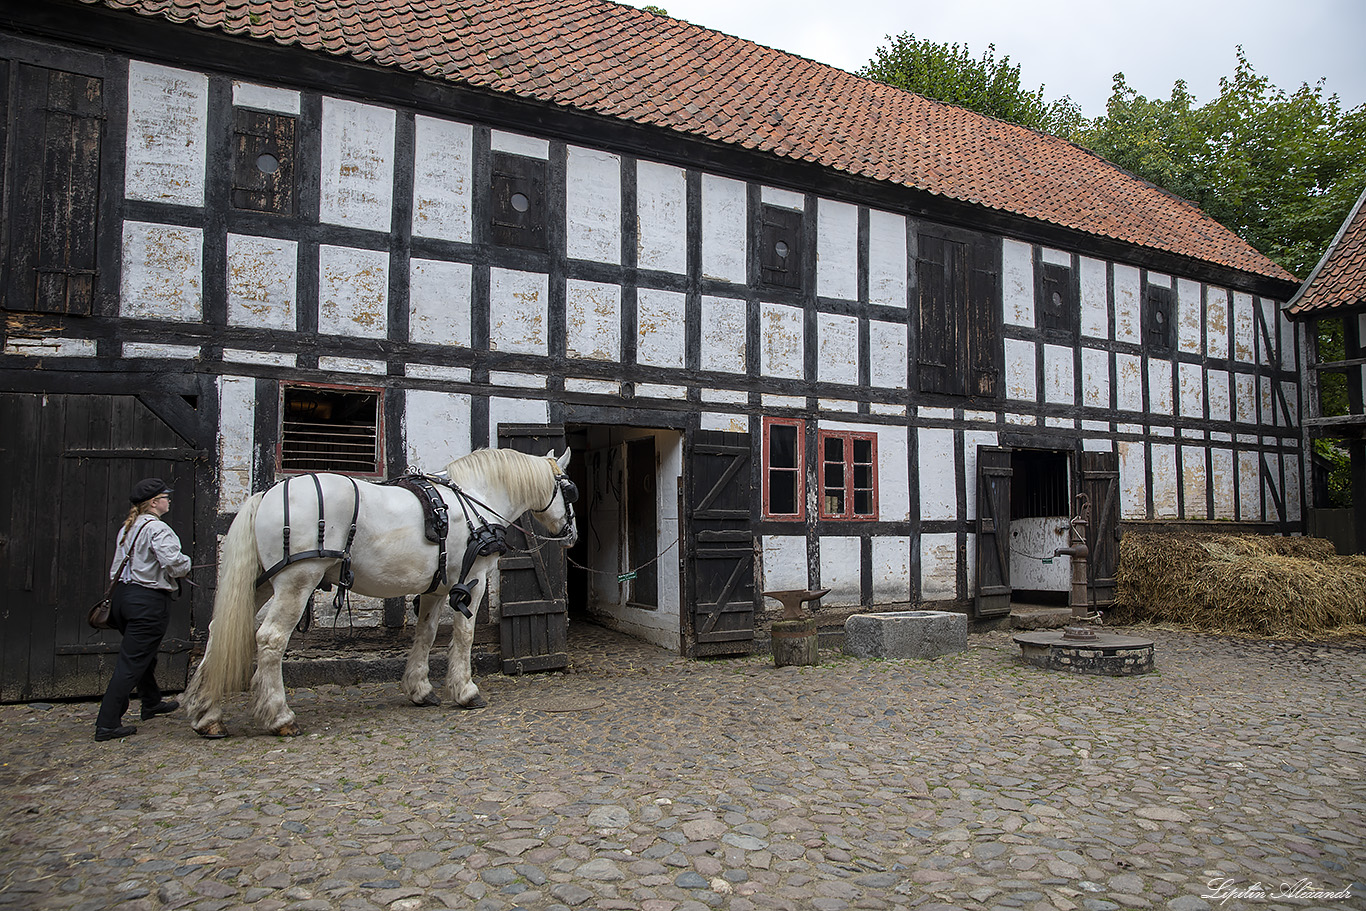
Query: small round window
774,240,790,259
256,153,280,175
510,192,531,213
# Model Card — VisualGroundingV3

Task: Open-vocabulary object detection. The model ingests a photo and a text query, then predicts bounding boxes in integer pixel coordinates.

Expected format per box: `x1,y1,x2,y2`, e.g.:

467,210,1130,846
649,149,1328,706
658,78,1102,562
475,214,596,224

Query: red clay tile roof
86,0,1296,285
1286,187,1366,316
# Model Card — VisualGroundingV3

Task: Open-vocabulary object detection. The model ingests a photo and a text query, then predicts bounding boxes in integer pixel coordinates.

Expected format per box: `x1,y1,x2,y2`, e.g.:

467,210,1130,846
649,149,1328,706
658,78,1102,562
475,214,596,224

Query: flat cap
130,477,172,504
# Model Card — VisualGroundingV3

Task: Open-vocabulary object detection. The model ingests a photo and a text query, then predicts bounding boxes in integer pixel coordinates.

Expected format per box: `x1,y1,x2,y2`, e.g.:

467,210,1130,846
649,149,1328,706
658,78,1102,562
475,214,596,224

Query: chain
566,536,681,579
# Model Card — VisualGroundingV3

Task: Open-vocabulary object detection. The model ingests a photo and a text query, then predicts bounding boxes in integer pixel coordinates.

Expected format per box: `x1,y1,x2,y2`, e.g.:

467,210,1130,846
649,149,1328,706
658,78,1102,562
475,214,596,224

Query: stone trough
843,610,967,660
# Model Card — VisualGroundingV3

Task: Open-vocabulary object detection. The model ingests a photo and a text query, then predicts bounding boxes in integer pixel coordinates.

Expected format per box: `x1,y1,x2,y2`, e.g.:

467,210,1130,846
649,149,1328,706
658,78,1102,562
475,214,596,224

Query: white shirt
109,514,192,592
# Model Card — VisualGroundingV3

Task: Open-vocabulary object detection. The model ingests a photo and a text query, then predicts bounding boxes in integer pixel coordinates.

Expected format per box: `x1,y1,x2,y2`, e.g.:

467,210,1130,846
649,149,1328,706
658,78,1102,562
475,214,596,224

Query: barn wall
0,34,1305,640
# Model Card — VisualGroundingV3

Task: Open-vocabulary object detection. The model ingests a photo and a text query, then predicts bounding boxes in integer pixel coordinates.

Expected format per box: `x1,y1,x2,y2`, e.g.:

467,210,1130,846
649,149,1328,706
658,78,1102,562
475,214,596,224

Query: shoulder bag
88,522,148,630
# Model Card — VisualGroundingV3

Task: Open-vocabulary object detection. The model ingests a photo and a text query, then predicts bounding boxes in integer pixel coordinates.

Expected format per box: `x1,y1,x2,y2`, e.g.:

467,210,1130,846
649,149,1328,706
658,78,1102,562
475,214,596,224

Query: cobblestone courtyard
2,626,1363,911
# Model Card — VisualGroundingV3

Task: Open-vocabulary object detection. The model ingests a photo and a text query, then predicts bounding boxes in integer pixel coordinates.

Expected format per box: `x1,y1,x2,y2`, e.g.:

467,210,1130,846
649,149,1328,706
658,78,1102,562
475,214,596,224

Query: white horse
183,448,577,738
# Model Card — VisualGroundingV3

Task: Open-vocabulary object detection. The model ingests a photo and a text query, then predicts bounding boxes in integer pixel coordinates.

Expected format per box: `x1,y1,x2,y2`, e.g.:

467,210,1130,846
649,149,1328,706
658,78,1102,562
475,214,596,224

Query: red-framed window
818,430,878,519
277,382,384,477
763,416,805,520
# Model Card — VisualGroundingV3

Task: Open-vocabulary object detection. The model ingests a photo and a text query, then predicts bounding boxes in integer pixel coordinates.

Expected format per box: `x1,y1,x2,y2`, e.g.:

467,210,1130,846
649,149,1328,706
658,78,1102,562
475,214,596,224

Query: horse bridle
535,471,579,541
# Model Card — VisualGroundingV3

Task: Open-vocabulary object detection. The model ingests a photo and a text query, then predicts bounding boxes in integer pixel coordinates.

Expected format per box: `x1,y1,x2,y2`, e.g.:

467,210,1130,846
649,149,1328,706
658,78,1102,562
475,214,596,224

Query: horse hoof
274,722,302,737
459,694,488,710
196,722,230,739
418,692,442,706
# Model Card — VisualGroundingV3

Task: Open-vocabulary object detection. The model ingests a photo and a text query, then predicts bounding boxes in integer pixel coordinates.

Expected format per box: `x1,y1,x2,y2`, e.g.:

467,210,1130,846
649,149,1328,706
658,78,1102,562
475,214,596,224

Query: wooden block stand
772,618,818,667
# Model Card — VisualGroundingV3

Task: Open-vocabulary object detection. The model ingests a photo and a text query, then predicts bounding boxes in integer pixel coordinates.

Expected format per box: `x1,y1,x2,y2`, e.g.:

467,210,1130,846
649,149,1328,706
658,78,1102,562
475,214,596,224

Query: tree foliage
859,33,1083,138
1076,49,1366,278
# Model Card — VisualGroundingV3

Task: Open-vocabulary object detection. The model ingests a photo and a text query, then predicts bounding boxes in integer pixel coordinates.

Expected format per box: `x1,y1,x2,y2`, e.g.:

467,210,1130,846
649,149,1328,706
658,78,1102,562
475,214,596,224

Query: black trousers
96,582,171,729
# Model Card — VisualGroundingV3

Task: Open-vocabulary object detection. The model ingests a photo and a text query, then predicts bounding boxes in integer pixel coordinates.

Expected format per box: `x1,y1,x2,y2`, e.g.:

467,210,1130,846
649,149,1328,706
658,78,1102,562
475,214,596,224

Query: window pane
824,462,844,489
824,435,844,462
854,489,872,515
853,438,872,463
853,464,872,488
770,424,797,469
825,491,845,514
771,470,797,515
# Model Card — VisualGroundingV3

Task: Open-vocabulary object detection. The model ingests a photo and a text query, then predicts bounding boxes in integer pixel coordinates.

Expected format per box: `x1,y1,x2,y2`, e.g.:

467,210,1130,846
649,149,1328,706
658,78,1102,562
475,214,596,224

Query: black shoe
94,725,137,741
141,699,179,720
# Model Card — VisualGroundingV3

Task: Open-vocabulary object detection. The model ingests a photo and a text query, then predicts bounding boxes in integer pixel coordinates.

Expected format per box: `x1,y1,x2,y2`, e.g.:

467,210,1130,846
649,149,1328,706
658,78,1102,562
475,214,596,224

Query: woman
95,477,193,742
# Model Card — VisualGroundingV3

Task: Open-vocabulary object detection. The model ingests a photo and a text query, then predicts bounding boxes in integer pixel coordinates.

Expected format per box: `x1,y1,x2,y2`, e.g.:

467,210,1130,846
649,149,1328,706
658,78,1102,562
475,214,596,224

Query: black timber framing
0,0,1298,303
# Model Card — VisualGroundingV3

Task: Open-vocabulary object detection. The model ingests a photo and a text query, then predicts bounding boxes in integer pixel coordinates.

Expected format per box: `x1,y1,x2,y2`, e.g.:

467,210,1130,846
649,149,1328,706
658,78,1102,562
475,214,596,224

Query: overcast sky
617,0,1365,119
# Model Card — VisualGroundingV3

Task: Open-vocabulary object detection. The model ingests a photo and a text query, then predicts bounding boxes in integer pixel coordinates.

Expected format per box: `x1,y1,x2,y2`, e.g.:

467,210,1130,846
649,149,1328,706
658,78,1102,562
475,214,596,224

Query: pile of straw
1113,533,1366,639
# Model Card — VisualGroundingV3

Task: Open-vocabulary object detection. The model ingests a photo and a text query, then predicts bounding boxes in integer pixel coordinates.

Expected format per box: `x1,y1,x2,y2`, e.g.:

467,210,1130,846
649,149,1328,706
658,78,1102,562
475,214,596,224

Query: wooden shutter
967,235,1001,397
759,204,803,290
4,65,104,315
1038,261,1075,340
497,425,569,674
685,430,756,657
490,152,547,251
231,108,296,216
974,446,1012,619
1080,451,1120,607
1144,284,1175,353
917,234,955,394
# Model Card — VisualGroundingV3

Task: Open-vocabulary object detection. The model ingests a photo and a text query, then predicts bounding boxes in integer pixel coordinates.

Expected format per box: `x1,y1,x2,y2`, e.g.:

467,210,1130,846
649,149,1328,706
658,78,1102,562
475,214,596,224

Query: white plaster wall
232,81,300,114
869,320,907,389
491,130,548,158
1151,443,1178,518
567,146,621,264
820,536,861,606
918,428,956,520
1079,256,1108,338
817,199,858,301
701,174,746,284
700,296,746,373
1285,455,1302,522
920,533,958,600
409,259,472,347
1082,348,1110,409
1005,338,1037,402
762,186,803,210
1264,453,1282,522
123,343,198,359
566,279,621,361
868,209,907,308
637,161,687,274
1235,373,1257,424
404,389,472,470
4,338,96,357
318,245,388,338
1115,353,1143,412
700,412,746,433
319,97,395,232
818,312,858,385
762,535,807,592
1148,359,1173,415
227,234,296,330
963,430,998,520
1283,312,1303,373
1002,239,1034,327
217,376,255,512
489,268,548,356
1177,278,1203,354
1232,291,1255,362
1179,363,1205,420
125,62,207,205
412,116,472,243
1043,344,1073,405
488,397,549,449
1208,370,1232,422
1040,247,1070,267
1113,264,1141,344
870,536,911,604
1238,450,1261,520
1258,299,1278,366
1206,288,1229,358
1212,449,1236,518
1182,446,1208,519
1259,376,1275,427
121,222,203,321
760,302,804,379
1118,440,1147,519
636,289,686,369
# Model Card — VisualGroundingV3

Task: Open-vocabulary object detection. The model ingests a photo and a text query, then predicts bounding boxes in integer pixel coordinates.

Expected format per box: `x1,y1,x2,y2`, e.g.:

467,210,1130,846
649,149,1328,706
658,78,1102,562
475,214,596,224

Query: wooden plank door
684,430,756,657
974,446,1012,619
1080,451,1121,608
0,393,200,701
496,425,569,674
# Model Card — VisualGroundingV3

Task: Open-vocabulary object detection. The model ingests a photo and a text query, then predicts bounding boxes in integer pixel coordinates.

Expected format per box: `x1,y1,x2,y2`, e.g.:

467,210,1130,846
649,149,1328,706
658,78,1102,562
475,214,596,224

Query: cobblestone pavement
2,625,1363,911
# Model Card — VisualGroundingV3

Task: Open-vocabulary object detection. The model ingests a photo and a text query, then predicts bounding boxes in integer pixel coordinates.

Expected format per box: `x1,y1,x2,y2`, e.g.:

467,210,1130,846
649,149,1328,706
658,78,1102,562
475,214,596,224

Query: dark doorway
626,436,658,609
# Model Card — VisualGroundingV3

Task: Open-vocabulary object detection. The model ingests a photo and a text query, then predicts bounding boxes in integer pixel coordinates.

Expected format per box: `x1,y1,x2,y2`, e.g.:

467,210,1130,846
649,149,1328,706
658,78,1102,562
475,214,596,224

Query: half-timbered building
0,0,1304,698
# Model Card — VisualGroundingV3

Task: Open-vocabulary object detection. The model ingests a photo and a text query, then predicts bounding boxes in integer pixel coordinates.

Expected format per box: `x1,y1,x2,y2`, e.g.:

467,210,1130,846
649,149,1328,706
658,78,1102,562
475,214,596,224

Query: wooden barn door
974,446,1013,620
1081,451,1121,608
496,425,569,674
684,430,756,657
0,393,201,701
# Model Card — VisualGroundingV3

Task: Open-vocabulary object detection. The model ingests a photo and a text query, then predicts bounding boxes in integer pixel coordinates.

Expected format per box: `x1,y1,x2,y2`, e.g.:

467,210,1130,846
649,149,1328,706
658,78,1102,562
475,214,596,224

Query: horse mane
445,448,553,510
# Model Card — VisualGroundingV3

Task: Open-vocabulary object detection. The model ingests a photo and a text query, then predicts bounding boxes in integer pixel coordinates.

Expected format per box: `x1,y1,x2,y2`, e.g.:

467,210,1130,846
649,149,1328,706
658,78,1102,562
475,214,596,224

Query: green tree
1076,49,1366,278
860,33,1083,138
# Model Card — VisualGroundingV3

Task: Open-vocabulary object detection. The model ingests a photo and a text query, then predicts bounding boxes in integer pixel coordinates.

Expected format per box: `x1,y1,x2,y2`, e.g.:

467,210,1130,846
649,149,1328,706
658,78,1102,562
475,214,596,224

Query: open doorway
1009,448,1072,606
565,425,683,651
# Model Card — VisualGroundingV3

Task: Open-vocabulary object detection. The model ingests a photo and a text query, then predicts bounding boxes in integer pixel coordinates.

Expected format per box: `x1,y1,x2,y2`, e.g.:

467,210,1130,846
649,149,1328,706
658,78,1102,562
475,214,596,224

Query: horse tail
186,492,264,706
